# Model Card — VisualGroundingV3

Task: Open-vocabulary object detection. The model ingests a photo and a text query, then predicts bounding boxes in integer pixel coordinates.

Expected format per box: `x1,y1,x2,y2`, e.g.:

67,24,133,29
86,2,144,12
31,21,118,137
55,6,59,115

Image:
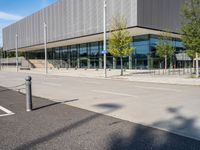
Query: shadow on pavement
94,103,123,110
109,106,200,150
14,103,123,150
33,99,79,111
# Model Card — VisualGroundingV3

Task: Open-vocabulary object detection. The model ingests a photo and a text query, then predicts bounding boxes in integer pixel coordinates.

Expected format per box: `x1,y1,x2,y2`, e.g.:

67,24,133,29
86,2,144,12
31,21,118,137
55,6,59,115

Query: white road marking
92,90,138,98
42,82,61,87
84,81,101,85
133,85,181,92
45,77,60,80
0,106,15,117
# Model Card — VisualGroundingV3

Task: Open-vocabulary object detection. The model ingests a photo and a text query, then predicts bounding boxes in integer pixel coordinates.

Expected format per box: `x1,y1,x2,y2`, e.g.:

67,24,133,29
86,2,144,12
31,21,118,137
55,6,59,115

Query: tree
108,16,134,76
155,32,175,70
181,0,200,77
186,49,196,68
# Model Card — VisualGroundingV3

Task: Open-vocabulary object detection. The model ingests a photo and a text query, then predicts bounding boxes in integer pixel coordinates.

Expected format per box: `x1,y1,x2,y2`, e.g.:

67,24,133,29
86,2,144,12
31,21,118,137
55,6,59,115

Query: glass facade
25,34,185,69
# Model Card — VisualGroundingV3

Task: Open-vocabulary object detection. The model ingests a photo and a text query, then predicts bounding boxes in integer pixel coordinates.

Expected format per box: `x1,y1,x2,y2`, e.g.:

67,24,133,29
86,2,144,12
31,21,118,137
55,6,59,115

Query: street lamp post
196,52,199,78
15,34,19,72
103,0,107,78
0,48,2,70
44,22,48,75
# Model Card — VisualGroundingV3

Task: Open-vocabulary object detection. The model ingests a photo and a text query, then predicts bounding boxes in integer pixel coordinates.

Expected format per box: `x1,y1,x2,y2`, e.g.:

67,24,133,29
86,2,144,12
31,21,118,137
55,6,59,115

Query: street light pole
103,0,107,78
15,34,19,72
0,48,2,70
44,22,48,75
196,52,199,78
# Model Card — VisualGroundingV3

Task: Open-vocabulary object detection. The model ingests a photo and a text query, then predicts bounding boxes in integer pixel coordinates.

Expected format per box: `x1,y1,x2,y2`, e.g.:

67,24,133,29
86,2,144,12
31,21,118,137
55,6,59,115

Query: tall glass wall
26,34,185,69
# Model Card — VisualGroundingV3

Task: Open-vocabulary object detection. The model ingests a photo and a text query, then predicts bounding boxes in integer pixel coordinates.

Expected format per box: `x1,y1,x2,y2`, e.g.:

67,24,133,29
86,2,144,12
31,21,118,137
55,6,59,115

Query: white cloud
0,11,23,21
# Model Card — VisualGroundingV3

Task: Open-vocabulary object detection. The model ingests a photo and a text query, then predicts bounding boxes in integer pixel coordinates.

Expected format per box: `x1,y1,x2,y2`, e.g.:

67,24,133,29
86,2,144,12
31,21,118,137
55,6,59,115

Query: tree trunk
120,56,123,76
193,59,195,73
193,59,195,68
164,55,167,71
196,52,199,78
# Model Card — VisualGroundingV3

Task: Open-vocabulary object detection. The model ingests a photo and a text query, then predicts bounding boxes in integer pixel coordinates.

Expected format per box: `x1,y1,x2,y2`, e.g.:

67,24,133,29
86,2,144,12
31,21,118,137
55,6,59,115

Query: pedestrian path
1,67,200,86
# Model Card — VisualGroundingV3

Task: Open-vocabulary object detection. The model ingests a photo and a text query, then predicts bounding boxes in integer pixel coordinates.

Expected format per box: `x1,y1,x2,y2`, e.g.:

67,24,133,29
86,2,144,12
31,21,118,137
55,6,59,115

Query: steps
28,59,54,68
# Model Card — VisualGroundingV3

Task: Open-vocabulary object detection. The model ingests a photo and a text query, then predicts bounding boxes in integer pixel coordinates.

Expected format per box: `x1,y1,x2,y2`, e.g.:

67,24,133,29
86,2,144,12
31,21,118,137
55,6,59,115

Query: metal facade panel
137,0,186,32
3,0,137,50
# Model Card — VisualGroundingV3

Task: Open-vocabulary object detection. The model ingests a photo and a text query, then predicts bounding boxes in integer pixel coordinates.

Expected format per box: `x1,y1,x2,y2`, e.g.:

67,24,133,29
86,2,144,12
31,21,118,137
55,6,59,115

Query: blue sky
0,0,57,47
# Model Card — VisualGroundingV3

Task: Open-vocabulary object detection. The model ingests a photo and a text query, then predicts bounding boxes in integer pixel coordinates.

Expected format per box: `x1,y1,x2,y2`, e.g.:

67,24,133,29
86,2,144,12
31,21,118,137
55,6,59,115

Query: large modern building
3,0,186,69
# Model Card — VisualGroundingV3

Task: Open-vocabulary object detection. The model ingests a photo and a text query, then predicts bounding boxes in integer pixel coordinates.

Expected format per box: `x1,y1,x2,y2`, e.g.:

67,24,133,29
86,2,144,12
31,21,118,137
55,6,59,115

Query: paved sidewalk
0,86,200,150
1,67,200,86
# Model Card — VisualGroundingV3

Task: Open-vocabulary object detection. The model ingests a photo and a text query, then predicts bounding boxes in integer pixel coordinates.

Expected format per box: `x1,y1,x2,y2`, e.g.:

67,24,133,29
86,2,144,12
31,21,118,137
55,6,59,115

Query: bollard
25,76,32,112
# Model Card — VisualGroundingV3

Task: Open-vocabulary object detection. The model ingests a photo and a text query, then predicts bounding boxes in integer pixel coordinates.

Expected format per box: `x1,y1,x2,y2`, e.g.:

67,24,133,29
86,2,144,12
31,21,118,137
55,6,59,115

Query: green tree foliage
186,49,196,59
181,0,200,77
186,50,196,67
181,0,200,54
155,32,175,70
7,51,15,58
108,16,134,76
18,51,25,57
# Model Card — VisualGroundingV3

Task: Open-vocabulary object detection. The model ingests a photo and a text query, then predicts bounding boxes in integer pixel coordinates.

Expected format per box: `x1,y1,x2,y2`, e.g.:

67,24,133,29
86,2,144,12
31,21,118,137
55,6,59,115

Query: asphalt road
0,86,200,150
0,72,200,140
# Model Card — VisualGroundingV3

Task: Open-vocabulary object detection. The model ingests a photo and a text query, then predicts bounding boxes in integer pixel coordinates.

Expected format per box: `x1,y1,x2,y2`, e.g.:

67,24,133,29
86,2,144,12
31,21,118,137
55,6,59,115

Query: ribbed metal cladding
3,0,186,51
137,0,186,32
3,0,137,51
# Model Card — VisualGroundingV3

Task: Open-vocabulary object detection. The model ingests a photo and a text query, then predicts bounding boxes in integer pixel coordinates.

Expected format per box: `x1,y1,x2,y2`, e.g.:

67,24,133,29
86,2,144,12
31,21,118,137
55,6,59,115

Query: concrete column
87,57,90,69
129,55,132,69
77,57,80,68
147,55,151,69
135,58,137,69
99,57,102,69
113,57,116,69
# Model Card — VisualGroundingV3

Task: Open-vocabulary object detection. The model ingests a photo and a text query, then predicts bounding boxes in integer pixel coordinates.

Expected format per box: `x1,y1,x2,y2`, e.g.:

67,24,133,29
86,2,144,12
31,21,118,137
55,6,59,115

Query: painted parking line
92,90,138,98
0,106,15,117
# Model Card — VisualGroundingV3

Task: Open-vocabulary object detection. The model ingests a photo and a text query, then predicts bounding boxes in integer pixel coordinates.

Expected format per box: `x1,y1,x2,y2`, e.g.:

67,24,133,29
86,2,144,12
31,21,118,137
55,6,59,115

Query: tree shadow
94,103,123,110
109,106,200,150
14,103,123,150
33,99,79,111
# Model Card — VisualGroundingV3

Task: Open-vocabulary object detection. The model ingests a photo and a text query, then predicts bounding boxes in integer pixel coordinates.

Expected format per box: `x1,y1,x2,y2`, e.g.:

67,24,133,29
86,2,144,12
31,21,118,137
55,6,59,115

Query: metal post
103,0,107,78
6,51,8,68
15,34,19,72
196,53,199,78
25,76,32,112
44,22,48,75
